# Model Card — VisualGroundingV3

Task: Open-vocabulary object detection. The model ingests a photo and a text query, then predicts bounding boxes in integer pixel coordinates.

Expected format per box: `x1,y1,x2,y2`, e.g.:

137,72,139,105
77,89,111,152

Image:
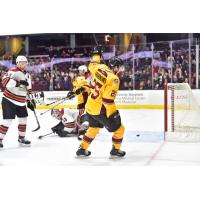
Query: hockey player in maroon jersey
0,55,36,148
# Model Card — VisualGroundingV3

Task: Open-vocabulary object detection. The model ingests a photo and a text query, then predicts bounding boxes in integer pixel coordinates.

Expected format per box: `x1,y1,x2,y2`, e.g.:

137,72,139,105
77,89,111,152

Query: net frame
164,83,200,142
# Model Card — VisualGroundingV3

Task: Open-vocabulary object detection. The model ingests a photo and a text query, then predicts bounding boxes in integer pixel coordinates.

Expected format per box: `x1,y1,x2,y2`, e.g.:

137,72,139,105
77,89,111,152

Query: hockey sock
18,117,27,139
112,125,125,149
81,127,100,149
0,119,13,140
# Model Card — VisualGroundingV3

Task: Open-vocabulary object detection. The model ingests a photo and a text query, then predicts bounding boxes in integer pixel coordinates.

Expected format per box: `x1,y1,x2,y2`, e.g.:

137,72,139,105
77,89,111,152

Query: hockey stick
45,96,69,106
32,108,40,132
38,132,54,139
40,98,67,116
27,93,41,132
40,91,76,115
25,87,41,132
92,33,106,65
8,77,41,132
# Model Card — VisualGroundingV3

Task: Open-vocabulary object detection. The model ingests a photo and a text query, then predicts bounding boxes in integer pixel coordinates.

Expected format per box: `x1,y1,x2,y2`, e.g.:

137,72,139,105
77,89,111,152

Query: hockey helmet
78,65,87,73
92,45,104,56
51,109,61,120
16,55,28,64
109,57,123,67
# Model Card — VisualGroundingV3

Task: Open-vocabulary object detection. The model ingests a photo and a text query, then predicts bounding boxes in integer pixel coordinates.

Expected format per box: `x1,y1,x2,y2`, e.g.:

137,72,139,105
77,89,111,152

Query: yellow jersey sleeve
73,76,87,91
72,76,90,107
88,54,101,76
102,75,120,117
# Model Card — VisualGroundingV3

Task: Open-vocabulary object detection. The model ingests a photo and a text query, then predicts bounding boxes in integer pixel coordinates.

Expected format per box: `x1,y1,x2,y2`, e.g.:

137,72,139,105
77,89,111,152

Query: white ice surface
1,109,200,166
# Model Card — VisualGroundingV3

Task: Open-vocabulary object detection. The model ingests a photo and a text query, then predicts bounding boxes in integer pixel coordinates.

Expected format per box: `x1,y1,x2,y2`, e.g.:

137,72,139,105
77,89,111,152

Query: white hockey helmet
51,109,61,120
78,65,87,73
16,55,28,64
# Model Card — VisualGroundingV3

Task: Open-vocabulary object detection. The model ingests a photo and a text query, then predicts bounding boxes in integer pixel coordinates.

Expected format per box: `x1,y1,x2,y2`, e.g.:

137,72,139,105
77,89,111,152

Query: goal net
164,83,200,142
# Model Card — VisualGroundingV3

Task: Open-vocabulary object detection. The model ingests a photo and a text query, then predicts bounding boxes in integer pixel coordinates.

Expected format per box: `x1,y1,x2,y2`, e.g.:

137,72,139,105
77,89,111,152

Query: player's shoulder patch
113,78,119,84
109,74,119,84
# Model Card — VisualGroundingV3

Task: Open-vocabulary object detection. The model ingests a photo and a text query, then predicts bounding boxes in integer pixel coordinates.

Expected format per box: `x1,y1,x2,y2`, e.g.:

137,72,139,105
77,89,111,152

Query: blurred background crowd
0,33,199,91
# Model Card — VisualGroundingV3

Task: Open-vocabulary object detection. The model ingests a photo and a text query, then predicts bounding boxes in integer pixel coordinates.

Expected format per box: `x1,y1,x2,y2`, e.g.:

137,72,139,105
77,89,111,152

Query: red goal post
164,83,200,142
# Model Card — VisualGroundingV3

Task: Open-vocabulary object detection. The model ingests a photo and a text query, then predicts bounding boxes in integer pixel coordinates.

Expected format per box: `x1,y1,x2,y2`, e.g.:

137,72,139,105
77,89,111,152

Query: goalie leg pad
51,121,65,132
56,130,70,137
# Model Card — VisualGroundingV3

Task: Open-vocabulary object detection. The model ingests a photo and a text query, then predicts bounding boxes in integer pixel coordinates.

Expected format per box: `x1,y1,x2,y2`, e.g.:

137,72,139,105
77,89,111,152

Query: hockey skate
18,138,31,147
76,146,91,157
110,146,126,158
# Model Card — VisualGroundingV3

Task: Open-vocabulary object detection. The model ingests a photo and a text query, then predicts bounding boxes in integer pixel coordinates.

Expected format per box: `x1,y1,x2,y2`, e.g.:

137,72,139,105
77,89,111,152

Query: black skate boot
110,146,126,157
0,140,3,148
18,138,31,146
76,146,91,157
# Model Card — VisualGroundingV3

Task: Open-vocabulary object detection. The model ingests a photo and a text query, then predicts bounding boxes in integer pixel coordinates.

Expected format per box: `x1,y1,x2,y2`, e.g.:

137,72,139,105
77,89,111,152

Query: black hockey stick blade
38,132,54,139
32,124,40,132
38,135,43,139
32,109,40,132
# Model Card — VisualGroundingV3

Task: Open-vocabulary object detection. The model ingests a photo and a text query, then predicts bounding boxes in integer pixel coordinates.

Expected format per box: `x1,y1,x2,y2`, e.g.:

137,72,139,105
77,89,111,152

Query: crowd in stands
30,46,92,59
0,43,199,91
29,65,79,91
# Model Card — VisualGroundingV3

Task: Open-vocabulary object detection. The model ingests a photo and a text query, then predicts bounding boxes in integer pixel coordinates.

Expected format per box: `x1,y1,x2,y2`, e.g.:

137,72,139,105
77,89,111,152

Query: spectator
0,40,199,91
62,75,73,90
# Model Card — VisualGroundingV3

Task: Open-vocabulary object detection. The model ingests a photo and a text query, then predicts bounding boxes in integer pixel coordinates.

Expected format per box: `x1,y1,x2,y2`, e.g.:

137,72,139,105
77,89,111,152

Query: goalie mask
51,109,62,120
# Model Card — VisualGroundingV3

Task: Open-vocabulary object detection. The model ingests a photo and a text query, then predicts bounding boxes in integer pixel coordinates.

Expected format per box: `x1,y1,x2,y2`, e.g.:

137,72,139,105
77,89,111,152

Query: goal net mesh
165,83,200,142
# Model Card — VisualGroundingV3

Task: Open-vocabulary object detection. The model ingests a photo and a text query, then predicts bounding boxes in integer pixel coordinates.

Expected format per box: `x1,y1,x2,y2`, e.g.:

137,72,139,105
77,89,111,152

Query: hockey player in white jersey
0,55,36,148
51,108,88,138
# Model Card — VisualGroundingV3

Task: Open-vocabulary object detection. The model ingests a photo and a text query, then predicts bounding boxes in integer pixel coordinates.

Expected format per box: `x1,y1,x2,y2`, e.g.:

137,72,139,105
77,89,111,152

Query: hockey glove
16,80,29,87
66,91,75,99
75,87,85,95
27,99,36,111
92,45,104,56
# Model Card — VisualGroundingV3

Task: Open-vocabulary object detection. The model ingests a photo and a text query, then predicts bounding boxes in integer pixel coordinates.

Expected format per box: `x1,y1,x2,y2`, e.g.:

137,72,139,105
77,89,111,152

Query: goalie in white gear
51,108,88,138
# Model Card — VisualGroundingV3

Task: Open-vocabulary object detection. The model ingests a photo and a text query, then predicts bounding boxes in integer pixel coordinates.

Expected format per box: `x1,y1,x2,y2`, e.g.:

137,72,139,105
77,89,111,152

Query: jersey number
111,90,117,97
91,79,103,99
